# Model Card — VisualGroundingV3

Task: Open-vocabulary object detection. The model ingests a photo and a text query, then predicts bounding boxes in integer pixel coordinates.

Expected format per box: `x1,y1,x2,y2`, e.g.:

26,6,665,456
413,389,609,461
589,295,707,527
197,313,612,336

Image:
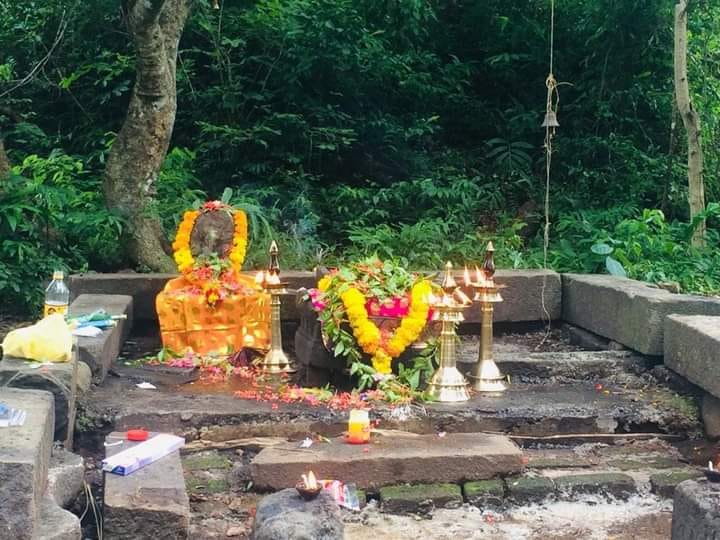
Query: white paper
299,437,313,448
72,326,103,337
136,382,157,390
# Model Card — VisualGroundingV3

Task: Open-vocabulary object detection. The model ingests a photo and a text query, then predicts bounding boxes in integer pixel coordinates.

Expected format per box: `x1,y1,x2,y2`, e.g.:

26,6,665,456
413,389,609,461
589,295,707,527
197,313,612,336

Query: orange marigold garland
172,210,199,273
171,201,250,306
341,280,432,373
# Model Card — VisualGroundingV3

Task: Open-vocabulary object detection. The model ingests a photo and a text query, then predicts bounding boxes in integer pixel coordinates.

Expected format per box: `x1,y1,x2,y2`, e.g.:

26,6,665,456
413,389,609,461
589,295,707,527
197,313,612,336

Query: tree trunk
674,0,706,248
0,138,10,178
103,0,191,271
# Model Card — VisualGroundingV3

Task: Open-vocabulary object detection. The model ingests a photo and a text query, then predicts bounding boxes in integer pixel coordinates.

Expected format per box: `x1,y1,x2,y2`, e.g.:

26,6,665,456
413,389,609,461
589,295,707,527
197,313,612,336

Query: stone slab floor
187,486,673,539
178,438,695,540
343,497,672,540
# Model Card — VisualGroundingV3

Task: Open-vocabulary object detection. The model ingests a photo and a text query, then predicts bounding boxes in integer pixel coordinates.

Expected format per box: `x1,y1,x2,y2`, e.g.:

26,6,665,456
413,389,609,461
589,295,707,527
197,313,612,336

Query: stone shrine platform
251,432,523,490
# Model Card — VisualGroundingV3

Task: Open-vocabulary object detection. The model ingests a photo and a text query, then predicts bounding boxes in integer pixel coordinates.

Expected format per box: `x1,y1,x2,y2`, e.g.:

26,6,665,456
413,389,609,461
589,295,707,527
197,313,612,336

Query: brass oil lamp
465,242,507,394
425,262,471,402
257,241,295,374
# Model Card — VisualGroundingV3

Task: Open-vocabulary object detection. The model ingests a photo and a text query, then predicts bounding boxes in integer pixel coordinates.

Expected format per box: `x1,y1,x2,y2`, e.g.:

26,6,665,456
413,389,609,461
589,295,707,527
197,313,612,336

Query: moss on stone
527,457,588,469
463,479,504,508
185,476,229,494
182,451,232,471
650,468,704,498
660,393,700,424
506,475,555,503
555,473,635,499
380,483,463,514
608,456,680,471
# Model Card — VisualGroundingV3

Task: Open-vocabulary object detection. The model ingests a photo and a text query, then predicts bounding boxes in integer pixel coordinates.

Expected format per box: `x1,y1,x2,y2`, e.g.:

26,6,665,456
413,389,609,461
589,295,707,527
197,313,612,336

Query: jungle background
1,0,720,313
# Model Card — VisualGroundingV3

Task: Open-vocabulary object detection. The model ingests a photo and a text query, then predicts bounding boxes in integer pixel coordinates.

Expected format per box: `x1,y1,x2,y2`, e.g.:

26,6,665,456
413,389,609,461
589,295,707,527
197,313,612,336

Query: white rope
538,0,558,346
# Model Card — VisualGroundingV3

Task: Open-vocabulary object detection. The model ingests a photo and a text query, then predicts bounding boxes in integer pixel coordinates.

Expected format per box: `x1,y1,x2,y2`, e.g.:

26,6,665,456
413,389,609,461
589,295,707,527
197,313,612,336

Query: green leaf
591,243,613,255
605,256,627,277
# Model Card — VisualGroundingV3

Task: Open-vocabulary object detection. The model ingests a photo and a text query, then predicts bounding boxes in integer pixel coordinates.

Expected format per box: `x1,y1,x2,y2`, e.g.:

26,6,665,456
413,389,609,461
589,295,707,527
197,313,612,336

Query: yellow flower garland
341,280,432,374
172,206,248,275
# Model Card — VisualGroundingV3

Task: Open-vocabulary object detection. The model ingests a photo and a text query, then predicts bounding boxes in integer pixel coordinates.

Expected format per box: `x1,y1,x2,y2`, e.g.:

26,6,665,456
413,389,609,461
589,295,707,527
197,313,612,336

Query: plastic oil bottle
43,270,70,318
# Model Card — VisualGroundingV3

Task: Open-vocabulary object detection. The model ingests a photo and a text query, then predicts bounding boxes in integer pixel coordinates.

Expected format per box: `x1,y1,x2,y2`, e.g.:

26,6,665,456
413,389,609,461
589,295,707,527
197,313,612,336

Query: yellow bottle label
44,303,68,318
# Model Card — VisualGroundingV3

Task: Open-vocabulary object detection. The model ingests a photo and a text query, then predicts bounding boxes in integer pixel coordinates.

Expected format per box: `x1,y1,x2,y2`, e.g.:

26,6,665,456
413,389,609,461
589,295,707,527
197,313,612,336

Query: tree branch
0,12,67,100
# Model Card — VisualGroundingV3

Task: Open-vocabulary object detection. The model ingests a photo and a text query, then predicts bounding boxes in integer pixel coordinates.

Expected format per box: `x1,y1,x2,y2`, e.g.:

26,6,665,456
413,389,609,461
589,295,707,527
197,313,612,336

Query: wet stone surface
379,483,464,514
463,479,504,509
554,473,636,499
506,475,556,504
84,372,702,442
650,469,704,498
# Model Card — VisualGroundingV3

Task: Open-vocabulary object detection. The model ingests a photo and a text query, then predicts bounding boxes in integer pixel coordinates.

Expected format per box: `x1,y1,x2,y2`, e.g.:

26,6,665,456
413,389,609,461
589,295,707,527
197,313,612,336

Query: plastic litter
1,314,72,362
319,479,361,511
72,326,103,337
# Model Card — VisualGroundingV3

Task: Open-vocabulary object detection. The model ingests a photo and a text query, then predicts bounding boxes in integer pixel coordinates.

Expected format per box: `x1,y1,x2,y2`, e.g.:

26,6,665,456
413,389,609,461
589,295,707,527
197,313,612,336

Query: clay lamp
296,470,322,500
704,459,720,482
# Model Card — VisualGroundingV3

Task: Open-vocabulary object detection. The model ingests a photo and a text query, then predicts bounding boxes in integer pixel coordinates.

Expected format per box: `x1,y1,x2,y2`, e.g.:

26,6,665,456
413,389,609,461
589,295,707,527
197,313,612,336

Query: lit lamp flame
301,471,318,489
454,288,472,306
463,266,471,286
255,271,265,285
475,266,484,284
442,261,457,290
266,273,281,286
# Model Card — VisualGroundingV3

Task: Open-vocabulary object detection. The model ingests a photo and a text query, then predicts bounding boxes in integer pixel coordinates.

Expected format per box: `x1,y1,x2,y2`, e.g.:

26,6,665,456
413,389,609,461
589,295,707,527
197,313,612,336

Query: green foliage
0,151,123,313
350,341,438,403
537,206,720,294
2,0,720,314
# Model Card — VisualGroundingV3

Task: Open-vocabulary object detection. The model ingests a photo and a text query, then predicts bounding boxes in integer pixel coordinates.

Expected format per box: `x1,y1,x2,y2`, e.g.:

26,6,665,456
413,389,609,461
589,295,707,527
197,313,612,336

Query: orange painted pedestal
156,276,270,355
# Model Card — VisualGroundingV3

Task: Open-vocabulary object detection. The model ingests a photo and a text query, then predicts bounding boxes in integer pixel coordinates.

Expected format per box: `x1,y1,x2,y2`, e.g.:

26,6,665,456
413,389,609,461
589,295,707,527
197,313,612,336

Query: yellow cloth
1,314,72,362
156,275,270,355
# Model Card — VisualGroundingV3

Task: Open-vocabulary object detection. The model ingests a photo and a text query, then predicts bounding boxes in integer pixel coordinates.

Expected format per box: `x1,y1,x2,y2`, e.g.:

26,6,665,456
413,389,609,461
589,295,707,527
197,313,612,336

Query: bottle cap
52,271,64,280
126,429,149,441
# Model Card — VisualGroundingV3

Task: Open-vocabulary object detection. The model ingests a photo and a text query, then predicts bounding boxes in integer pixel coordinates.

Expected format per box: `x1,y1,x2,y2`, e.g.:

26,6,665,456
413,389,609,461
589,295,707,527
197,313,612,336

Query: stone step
665,315,720,399
672,479,720,539
103,432,190,540
69,293,133,382
0,388,55,540
562,273,720,355
458,348,651,382
33,496,81,540
250,432,524,491
0,357,91,440
365,470,654,515
47,448,85,509
86,377,700,444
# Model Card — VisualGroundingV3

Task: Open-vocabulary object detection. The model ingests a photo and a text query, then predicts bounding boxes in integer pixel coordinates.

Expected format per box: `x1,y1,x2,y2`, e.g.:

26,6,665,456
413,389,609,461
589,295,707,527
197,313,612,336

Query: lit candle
346,409,370,444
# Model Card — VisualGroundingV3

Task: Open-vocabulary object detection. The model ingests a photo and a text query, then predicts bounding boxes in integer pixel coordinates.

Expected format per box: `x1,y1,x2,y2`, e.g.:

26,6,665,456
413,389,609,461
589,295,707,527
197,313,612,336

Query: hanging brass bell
542,110,559,128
